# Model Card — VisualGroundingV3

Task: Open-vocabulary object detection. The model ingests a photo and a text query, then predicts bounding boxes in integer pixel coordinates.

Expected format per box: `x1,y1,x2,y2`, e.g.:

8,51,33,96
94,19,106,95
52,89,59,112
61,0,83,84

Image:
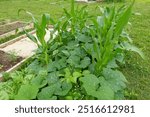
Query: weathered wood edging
0,30,36,81
0,21,33,40
0,30,35,48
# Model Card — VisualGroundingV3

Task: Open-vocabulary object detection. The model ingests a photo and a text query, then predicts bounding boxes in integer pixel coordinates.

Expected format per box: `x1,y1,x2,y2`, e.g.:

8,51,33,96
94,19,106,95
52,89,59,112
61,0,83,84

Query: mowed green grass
0,0,71,21
0,0,150,99
122,0,150,99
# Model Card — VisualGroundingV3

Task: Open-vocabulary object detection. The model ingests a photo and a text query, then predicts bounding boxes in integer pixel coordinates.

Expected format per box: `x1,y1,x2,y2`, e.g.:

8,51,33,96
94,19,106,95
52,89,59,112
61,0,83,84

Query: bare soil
0,22,25,35
0,50,23,72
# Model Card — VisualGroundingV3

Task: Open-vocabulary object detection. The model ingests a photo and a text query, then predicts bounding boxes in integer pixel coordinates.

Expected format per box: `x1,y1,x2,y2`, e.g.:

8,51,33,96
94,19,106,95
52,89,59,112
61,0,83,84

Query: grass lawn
122,0,150,99
0,0,150,99
0,0,71,21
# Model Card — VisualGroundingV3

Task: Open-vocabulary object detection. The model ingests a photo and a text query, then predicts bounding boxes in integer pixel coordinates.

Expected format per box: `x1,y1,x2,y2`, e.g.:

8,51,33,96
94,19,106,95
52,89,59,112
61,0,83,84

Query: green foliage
0,90,9,100
80,74,114,100
0,0,143,100
19,10,51,65
102,68,127,91
87,1,140,76
37,85,57,100
7,50,18,62
15,84,39,100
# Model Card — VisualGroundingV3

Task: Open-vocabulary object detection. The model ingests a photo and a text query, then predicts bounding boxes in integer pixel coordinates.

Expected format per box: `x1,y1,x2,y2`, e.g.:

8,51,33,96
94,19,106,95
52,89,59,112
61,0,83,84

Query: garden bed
0,30,36,81
0,29,35,45
0,50,23,72
0,19,11,26
0,21,25,35
0,21,33,40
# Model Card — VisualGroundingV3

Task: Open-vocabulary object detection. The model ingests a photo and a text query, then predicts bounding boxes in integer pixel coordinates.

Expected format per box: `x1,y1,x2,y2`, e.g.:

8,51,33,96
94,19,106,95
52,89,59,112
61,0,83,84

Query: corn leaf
114,1,134,39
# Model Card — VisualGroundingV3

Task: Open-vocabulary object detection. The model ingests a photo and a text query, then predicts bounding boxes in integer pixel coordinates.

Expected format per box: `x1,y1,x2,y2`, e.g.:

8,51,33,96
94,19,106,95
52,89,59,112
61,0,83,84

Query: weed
7,50,18,62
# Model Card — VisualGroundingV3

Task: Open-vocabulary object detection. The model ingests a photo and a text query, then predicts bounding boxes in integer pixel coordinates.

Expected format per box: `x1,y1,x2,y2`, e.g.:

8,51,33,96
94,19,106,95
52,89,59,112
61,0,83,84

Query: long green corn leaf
114,0,135,39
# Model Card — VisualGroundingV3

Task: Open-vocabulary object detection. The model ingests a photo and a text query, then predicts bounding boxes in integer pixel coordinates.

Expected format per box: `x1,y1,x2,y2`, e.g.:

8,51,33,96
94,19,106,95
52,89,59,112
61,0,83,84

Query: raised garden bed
0,29,36,81
0,30,35,48
0,50,23,72
0,53,33,82
0,28,34,45
0,21,33,40
0,21,25,35
0,19,11,26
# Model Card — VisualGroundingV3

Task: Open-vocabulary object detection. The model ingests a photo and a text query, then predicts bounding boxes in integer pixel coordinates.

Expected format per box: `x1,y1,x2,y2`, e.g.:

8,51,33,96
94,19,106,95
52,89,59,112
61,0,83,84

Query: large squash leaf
102,68,127,92
15,84,39,100
37,84,59,100
31,70,47,88
54,81,72,96
80,74,114,100
0,91,9,100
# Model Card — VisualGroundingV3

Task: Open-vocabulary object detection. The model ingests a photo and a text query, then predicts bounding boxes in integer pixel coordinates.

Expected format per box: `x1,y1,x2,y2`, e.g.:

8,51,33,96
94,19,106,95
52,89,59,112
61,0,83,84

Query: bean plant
0,0,143,100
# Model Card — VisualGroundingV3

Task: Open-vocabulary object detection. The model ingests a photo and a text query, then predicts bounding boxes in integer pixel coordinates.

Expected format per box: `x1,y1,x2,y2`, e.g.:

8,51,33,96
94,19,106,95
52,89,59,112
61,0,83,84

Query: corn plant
21,11,50,65
84,0,143,76
52,0,90,38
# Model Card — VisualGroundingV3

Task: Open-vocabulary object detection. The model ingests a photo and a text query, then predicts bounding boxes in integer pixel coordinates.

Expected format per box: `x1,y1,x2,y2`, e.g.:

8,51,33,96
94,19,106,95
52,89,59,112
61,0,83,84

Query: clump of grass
7,50,18,62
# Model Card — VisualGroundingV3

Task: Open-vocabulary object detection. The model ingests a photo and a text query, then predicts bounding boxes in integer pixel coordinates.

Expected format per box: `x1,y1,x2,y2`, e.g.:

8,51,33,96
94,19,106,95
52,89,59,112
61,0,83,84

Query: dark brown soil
0,50,23,72
0,22,25,35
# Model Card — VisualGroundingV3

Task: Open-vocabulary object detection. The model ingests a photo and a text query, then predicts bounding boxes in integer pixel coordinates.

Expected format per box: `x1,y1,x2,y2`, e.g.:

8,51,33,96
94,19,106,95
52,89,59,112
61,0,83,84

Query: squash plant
0,0,143,100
